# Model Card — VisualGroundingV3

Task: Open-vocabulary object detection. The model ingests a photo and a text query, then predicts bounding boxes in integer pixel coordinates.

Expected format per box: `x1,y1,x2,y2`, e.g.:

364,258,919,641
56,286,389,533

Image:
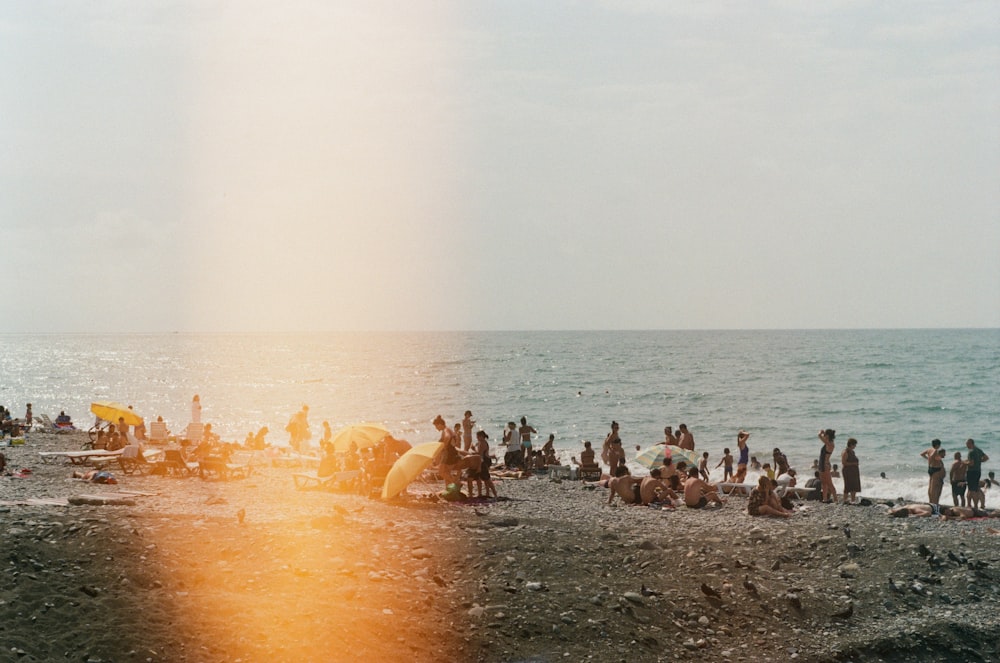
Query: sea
1,329,997,503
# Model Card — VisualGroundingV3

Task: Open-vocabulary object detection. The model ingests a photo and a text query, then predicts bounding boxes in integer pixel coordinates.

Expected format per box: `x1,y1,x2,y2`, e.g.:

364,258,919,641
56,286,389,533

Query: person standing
475,430,498,499
950,451,968,507
841,437,861,504
191,395,202,424
602,421,621,467
461,411,475,452
24,404,33,430
921,438,946,505
732,431,751,484
772,448,790,478
519,416,537,470
965,438,989,508
818,429,837,503
678,424,695,451
662,426,677,446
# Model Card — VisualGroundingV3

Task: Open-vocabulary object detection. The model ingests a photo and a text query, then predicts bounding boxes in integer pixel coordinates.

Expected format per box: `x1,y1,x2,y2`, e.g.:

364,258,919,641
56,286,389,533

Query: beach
2,430,999,662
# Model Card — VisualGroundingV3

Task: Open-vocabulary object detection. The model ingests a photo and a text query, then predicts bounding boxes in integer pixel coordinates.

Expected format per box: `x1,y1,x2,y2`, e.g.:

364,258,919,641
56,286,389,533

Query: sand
2,431,1000,662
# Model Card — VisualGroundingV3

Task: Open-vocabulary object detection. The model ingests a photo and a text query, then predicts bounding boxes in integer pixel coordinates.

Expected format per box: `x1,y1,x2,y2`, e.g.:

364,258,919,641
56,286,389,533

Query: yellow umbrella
331,423,391,453
381,441,444,499
90,401,143,427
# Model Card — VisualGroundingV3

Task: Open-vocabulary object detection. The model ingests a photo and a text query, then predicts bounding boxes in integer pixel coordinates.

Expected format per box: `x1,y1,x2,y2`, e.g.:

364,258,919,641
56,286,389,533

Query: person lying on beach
747,475,792,518
683,467,723,509
888,503,999,519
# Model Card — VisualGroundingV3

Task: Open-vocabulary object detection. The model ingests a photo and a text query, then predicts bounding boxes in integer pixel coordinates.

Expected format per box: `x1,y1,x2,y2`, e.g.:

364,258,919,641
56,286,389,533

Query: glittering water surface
2,329,997,501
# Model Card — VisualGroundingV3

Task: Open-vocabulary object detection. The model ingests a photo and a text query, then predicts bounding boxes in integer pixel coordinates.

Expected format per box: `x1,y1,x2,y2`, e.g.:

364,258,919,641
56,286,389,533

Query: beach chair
578,463,603,481
148,420,170,443
292,468,354,490
38,449,124,465
38,414,76,434
184,422,204,443
159,449,199,477
199,451,256,481
117,444,160,476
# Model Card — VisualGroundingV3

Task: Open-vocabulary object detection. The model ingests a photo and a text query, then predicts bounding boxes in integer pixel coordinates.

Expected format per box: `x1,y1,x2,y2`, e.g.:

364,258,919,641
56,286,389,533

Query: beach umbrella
635,444,699,470
381,441,444,499
330,423,391,453
90,401,143,427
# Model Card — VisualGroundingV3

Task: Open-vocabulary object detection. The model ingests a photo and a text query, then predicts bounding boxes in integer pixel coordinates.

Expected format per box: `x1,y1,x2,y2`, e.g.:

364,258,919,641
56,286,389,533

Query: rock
623,592,644,604
839,563,860,578
468,605,485,618
411,548,432,560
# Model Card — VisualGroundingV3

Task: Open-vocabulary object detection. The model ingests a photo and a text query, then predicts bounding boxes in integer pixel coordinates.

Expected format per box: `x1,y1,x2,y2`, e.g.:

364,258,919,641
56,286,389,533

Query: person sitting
607,466,643,505
747,475,792,518
683,467,724,508
55,411,72,425
803,471,822,501
641,468,678,506
579,441,601,474
105,432,126,452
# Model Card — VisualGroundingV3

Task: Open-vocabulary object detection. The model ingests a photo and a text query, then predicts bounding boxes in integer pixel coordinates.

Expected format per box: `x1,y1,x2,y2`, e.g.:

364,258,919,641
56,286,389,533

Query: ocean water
1,329,997,502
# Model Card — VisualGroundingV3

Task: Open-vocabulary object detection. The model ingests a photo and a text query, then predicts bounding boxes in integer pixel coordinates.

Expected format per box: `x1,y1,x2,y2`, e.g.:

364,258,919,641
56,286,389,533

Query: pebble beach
2,430,1000,662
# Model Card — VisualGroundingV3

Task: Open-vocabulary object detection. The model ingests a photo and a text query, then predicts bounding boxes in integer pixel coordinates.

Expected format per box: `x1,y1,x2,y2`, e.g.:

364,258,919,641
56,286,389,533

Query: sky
2,1,999,332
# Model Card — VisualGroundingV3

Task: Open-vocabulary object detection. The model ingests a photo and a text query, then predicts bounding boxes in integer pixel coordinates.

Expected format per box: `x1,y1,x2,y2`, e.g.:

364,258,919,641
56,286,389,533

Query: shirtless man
678,424,695,451
920,438,946,505
950,451,968,507
683,467,723,508
662,426,677,446
607,466,641,505
639,468,678,505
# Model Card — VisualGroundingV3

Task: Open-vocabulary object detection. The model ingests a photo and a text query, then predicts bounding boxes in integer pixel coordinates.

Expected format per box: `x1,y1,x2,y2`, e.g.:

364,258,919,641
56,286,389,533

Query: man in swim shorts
683,467,723,508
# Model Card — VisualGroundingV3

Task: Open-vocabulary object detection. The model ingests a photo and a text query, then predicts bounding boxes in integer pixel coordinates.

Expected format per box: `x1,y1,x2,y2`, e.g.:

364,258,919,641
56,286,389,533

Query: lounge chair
183,422,204,443
158,449,199,477
578,463,603,481
199,451,256,481
117,446,162,476
292,469,361,491
148,420,171,443
38,414,76,434
38,449,124,465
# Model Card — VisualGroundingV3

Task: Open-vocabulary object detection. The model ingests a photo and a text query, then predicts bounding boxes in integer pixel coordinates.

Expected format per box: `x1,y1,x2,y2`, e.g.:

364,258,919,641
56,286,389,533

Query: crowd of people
12,395,993,518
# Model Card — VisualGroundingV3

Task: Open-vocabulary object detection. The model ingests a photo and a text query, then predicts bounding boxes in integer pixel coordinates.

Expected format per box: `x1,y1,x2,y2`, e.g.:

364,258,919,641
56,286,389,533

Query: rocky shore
2,431,999,662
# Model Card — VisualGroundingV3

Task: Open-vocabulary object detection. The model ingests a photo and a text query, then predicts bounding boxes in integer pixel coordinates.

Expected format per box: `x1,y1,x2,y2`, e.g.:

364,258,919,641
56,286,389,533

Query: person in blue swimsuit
732,430,750,484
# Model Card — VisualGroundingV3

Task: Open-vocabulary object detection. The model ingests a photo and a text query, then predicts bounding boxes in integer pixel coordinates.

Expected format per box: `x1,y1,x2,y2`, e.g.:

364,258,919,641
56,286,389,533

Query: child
716,448,734,482
763,462,775,482
699,451,710,482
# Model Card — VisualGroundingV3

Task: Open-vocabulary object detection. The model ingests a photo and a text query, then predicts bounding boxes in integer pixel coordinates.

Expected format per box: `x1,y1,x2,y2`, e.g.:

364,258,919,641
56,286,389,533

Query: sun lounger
292,469,361,491
39,449,124,465
148,420,171,443
578,464,603,481
718,482,753,496
36,413,77,433
157,449,199,477
547,464,573,480
199,451,257,481
117,446,163,475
